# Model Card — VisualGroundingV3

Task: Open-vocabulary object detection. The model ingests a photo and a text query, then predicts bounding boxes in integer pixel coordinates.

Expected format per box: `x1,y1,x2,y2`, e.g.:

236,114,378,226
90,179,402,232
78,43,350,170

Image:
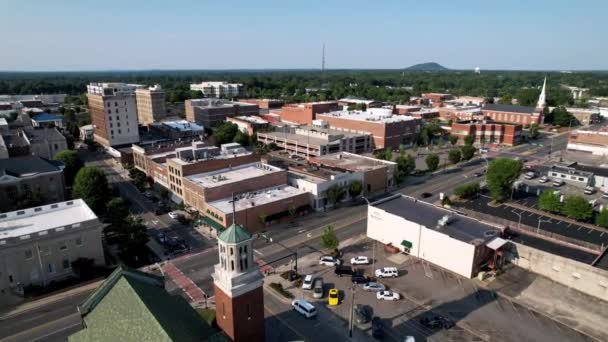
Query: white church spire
537,77,547,109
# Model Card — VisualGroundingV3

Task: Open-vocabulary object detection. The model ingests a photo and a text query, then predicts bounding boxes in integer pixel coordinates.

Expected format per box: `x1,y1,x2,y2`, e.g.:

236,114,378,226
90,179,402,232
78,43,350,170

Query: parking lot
287,237,594,342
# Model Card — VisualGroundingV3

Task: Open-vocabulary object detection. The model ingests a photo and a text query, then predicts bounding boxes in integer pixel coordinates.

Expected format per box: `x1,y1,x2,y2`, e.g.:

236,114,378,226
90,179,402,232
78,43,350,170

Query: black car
334,265,354,277
371,317,384,339
420,192,433,198
351,273,368,284
419,315,454,330
354,304,372,324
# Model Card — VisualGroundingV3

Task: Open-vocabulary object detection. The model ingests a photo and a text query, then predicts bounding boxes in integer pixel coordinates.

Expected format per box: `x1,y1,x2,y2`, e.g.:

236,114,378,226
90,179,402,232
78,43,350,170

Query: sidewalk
0,279,102,320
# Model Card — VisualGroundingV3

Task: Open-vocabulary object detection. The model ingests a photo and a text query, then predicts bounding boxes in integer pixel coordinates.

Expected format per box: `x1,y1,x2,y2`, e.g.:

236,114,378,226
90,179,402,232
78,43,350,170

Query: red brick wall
214,284,265,342
482,110,542,127
172,154,259,177
279,102,339,124
201,170,288,202
450,122,522,146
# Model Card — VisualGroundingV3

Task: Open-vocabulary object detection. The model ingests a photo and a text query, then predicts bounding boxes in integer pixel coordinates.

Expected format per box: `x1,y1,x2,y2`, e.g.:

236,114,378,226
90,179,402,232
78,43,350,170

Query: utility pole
348,285,356,338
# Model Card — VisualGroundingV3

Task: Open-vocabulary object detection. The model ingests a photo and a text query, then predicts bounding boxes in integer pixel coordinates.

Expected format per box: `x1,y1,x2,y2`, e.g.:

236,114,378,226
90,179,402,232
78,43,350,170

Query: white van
292,299,317,318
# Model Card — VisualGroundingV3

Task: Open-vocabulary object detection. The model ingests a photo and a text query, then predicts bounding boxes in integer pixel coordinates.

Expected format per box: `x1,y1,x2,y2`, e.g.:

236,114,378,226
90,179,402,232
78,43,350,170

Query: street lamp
537,218,551,234
512,210,522,230
348,284,356,338
363,197,376,272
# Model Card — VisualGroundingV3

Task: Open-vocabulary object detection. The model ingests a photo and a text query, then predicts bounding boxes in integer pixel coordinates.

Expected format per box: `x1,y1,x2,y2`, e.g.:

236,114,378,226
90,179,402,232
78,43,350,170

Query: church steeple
537,77,547,110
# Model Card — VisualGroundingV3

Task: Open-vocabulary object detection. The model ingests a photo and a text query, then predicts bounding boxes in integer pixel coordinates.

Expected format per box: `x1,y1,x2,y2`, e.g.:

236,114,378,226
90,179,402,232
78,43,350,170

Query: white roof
486,237,508,250
0,199,97,239
161,120,204,132
319,109,417,123
208,185,305,214
186,162,282,188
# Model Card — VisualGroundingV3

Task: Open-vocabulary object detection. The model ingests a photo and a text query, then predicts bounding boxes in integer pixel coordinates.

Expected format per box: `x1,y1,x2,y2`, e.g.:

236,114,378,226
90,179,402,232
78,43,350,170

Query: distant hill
404,62,449,71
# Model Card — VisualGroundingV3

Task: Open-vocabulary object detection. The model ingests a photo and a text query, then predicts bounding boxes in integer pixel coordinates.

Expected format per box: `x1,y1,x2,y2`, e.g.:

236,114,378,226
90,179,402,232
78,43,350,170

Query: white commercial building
0,199,105,294
288,166,363,210
190,81,242,98
367,195,506,278
87,82,144,147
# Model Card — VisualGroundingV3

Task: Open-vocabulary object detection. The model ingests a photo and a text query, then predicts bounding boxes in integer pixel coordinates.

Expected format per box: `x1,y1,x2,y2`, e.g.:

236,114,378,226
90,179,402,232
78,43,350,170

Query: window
107,110,111,114
117,122,120,127
25,249,33,260
239,259,243,270
244,258,248,269
116,116,119,120
110,123,113,128
62,259,70,270
118,129,121,134
48,263,55,273
247,304,251,319
111,130,114,135
114,102,118,106
230,247,233,255
75,237,83,246
231,260,234,271
59,242,68,251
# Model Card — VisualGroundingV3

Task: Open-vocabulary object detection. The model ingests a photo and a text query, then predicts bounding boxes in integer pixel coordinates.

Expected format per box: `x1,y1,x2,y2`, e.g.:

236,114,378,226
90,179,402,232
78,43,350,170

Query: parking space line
567,223,572,228
577,226,583,231
588,229,594,234
507,299,521,317
528,310,543,326
527,212,535,216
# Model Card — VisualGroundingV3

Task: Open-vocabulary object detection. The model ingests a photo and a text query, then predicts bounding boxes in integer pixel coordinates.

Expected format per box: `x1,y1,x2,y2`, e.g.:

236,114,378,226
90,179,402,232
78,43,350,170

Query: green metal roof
69,266,228,342
201,216,225,231
401,240,413,248
217,223,252,244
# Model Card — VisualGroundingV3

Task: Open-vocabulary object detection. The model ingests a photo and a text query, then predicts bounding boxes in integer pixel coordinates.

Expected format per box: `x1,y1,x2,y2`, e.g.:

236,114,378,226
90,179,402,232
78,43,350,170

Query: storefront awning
486,237,508,250
401,240,413,248
201,216,225,231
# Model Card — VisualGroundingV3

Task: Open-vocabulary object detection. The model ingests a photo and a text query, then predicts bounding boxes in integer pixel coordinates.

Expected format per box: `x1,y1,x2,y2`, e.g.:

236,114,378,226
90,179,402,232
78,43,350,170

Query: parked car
313,278,324,299
539,176,549,183
351,273,369,284
420,192,433,199
552,179,565,187
350,256,370,265
472,172,483,178
292,299,317,318
375,267,398,278
168,212,180,219
319,256,341,266
363,282,386,292
155,232,168,244
376,290,400,301
328,289,339,306
371,317,384,339
334,265,354,277
302,275,314,290
479,148,489,153
524,172,536,180
584,186,596,195
419,315,454,329
354,304,372,324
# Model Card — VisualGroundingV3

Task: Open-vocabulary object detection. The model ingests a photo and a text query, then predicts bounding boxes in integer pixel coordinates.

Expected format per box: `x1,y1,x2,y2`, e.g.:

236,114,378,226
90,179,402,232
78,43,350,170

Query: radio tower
321,43,326,86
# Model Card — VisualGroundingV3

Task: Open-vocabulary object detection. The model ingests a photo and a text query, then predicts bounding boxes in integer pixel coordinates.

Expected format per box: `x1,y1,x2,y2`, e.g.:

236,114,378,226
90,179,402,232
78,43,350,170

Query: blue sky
0,0,606,71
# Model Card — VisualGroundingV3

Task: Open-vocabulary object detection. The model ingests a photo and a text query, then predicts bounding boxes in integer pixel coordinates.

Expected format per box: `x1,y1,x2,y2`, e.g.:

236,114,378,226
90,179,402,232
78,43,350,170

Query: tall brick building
316,108,421,150
185,99,259,127
212,223,265,342
278,101,339,125
481,77,547,127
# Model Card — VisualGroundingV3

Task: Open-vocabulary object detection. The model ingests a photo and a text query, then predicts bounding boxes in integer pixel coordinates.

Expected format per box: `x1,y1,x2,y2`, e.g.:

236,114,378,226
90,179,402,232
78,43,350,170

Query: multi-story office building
278,101,339,125
2,127,68,160
87,82,144,147
190,81,242,98
317,108,421,150
226,116,270,135
0,199,105,293
185,99,259,127
0,156,66,212
135,84,167,126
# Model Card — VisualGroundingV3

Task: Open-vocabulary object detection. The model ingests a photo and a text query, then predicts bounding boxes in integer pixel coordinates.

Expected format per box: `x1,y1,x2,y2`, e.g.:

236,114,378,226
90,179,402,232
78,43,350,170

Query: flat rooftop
158,120,204,132
259,127,366,146
288,164,342,182
208,185,304,213
374,195,502,244
0,199,97,240
189,99,256,108
311,152,395,172
231,116,269,124
186,162,282,188
319,109,417,123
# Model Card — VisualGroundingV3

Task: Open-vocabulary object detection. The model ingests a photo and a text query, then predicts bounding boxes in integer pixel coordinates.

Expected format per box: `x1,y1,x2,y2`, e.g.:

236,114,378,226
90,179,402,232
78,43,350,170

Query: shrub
269,282,294,299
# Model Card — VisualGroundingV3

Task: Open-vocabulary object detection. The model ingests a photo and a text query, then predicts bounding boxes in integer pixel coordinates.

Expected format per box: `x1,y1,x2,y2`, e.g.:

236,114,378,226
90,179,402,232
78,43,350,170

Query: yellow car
328,288,339,306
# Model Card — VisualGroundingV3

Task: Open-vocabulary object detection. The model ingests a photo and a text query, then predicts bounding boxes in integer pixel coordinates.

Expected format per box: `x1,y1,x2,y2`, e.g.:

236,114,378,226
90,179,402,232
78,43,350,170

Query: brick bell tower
212,218,265,341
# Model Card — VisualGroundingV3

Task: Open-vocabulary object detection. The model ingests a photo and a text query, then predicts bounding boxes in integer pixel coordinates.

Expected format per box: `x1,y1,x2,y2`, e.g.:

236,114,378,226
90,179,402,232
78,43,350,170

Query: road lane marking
254,249,264,256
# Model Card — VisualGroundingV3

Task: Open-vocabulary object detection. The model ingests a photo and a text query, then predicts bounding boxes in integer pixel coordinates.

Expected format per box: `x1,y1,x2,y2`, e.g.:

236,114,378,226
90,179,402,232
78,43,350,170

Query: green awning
401,240,413,248
201,216,225,231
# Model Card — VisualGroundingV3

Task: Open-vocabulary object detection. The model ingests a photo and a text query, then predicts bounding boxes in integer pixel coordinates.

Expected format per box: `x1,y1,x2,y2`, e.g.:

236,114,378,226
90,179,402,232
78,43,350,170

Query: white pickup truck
375,267,399,278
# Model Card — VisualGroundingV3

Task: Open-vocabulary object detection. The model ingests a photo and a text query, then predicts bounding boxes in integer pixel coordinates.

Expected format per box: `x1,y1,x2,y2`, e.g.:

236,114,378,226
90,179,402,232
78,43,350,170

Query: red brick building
278,101,339,125
422,93,452,107
238,99,284,110
450,120,523,146
481,104,543,128
438,106,483,122
316,109,421,150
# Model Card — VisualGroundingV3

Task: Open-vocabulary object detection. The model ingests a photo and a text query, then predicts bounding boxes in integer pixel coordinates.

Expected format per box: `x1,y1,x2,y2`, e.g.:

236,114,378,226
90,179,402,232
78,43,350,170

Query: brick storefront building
316,109,421,150
450,121,523,146
481,104,543,128
278,101,339,125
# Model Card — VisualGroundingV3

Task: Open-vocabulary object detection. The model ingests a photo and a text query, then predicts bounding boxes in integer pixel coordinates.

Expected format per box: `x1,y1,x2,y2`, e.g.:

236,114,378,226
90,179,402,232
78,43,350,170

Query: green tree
425,153,439,172
437,138,445,148
448,149,461,164
538,190,562,213
129,168,147,191
395,152,416,181
486,158,522,201
375,148,393,161
562,195,593,221
348,180,363,199
461,145,476,161
546,106,579,127
73,167,109,214
529,123,540,139
233,130,250,146
320,225,339,250
106,197,130,231
596,208,608,228
212,122,239,146
53,150,83,186
449,135,459,146
118,216,150,254
326,184,346,207
498,95,513,105
454,182,480,199
464,135,475,146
